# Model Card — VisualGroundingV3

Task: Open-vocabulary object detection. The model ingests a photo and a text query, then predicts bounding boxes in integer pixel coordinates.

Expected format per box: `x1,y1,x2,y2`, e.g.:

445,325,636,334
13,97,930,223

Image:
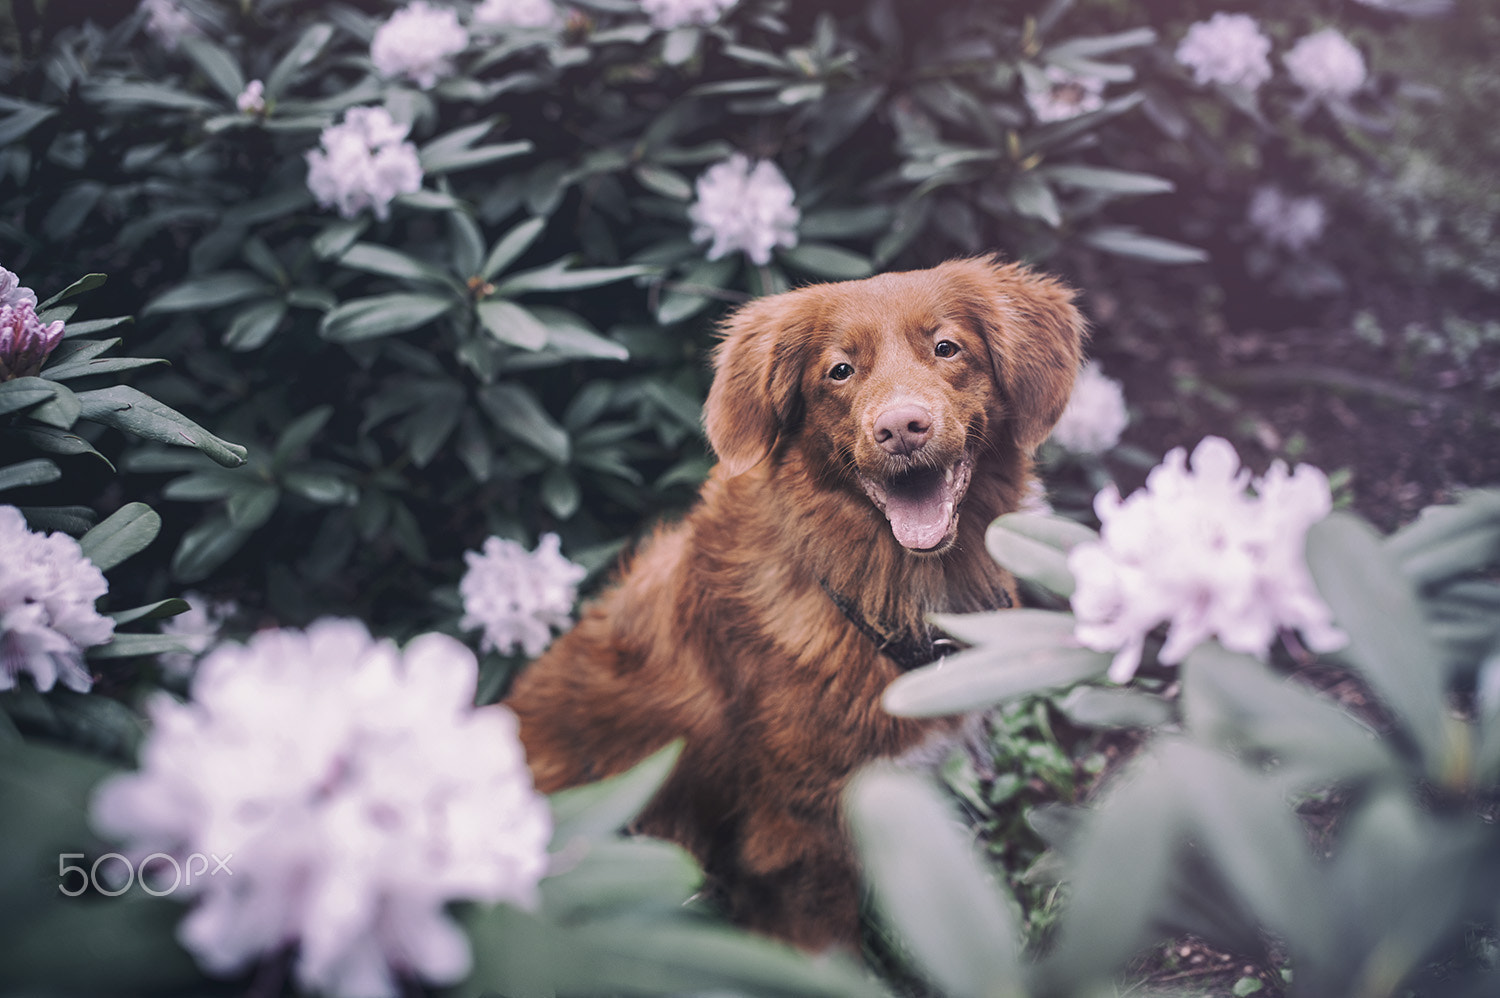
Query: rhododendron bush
0,0,1495,995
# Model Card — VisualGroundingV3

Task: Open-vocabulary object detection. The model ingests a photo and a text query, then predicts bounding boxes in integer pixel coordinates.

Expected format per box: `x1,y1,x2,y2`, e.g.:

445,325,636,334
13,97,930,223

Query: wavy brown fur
506,256,1085,949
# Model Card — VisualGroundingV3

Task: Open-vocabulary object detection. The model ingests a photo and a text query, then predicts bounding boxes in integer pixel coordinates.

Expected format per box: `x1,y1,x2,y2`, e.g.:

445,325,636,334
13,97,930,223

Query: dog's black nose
873,405,933,455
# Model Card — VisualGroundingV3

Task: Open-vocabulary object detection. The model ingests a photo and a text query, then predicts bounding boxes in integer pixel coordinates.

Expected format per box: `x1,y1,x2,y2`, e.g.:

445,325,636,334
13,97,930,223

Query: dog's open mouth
858,453,974,553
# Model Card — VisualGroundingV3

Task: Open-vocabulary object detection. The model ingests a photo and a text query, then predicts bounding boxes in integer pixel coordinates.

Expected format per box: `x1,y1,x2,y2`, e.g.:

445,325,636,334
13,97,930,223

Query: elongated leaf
1044,28,1157,59
1084,227,1208,265
0,105,57,146
180,36,245,101
777,243,874,280
0,377,59,416
1386,490,1500,590
477,383,570,463
266,23,335,97
273,405,334,465
171,517,252,583
143,271,272,314
926,607,1077,650
849,767,1024,998
550,741,684,847
41,357,166,381
1057,686,1174,729
494,262,652,296
633,163,693,200
320,292,455,342
80,81,218,111
0,458,61,493
75,387,247,467
1306,514,1463,783
78,502,160,572
161,471,239,501
1009,173,1062,227
477,298,549,350
10,426,112,468
90,633,190,659
338,243,456,288
1042,165,1174,195
884,644,1110,716
1182,643,1398,789
27,379,81,430
36,274,107,311
108,598,190,626
227,483,280,529
540,838,701,920
223,299,287,351
985,513,1096,597
422,141,532,176
481,216,547,281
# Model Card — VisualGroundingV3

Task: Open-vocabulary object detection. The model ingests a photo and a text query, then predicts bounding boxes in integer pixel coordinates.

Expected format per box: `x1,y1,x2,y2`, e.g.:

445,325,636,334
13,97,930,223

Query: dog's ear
703,293,817,476
954,257,1086,454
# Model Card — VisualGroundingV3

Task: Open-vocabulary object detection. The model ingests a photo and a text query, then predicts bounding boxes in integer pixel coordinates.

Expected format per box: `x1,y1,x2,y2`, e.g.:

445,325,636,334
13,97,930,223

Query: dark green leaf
36,273,107,311
223,299,288,351
172,517,251,583
338,243,456,288
481,216,548,281
550,741,683,847
0,377,59,417
477,298,550,350
1307,514,1462,782
75,386,248,467
0,458,61,493
108,598,191,626
41,357,166,381
849,767,1024,998
320,293,455,342
78,502,161,572
884,642,1111,717
1009,173,1062,227
143,272,273,314
1083,227,1209,265
281,470,357,506
778,243,874,280
477,383,570,463
180,36,245,101
494,262,653,296
227,483,280,530
266,23,335,97
90,633,191,659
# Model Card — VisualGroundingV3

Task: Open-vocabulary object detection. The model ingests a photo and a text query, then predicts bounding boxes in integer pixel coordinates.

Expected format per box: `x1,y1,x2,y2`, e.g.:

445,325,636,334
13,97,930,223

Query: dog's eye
828,362,855,381
934,340,960,358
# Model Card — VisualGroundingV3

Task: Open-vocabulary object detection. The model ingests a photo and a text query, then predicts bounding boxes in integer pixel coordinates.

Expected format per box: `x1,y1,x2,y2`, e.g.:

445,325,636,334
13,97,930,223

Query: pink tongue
885,488,952,551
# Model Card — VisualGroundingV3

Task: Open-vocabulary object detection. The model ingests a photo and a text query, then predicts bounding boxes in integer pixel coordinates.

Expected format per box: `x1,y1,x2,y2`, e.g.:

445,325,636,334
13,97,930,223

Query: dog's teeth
944,467,953,485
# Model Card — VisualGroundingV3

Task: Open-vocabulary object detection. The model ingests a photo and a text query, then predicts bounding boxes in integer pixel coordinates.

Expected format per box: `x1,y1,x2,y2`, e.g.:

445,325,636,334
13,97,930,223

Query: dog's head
704,256,1085,553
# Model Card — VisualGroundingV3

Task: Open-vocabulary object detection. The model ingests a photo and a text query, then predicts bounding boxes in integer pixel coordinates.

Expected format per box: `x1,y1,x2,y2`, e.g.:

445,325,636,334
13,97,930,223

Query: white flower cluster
306,107,424,221
1050,362,1129,455
1068,437,1346,684
1247,186,1327,252
1026,66,1106,123
640,0,737,30
0,505,114,693
460,533,586,658
157,591,238,677
1174,13,1273,91
1283,28,1367,101
370,1,469,89
92,620,552,998
473,0,563,32
688,154,800,266
1177,15,1367,102
140,0,197,50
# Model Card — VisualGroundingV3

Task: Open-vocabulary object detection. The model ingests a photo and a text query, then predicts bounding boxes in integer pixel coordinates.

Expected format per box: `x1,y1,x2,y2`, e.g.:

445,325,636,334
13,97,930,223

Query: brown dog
506,256,1084,949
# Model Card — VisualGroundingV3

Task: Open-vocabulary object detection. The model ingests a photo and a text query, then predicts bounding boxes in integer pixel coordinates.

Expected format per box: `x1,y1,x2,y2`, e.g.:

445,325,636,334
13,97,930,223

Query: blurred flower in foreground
0,268,64,380
1248,186,1327,252
1284,28,1367,102
1025,66,1106,123
473,0,562,31
92,620,552,998
461,533,586,657
0,505,113,693
1050,361,1128,455
235,80,265,115
640,0,737,30
139,0,197,50
370,1,468,89
688,154,800,266
306,107,424,221
157,591,238,677
1175,13,1273,91
1069,437,1346,684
